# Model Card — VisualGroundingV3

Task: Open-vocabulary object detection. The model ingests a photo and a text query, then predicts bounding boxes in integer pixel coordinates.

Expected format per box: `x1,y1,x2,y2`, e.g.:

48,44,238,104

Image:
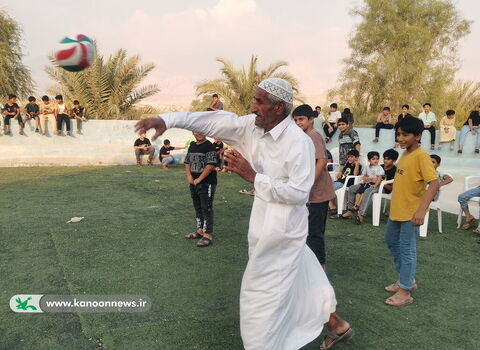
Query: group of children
330,148,452,225
0,94,87,136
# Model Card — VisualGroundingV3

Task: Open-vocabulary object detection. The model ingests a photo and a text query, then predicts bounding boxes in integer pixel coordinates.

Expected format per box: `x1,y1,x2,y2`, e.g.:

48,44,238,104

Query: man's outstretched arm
135,111,253,151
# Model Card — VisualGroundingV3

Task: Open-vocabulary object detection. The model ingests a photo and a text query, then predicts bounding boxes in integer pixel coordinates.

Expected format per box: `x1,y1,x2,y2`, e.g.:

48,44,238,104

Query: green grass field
0,166,479,350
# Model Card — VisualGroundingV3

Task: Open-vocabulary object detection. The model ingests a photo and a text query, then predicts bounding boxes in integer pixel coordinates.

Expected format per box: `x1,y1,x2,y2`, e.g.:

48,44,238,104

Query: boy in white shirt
323,103,341,142
418,103,437,150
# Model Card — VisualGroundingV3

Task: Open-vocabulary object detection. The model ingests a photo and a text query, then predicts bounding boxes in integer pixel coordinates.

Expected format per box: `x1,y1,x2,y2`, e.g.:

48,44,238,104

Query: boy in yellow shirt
384,116,439,307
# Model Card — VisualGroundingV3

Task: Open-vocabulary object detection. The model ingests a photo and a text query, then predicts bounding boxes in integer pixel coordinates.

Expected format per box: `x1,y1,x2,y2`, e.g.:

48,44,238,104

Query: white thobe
159,110,337,350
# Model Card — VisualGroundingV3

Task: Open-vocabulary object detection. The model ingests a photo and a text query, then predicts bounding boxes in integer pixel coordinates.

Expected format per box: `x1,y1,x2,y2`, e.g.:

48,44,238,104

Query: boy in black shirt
329,149,362,214
344,148,399,223
2,94,23,135
71,100,87,134
183,132,217,247
159,139,185,169
24,96,40,133
133,133,155,165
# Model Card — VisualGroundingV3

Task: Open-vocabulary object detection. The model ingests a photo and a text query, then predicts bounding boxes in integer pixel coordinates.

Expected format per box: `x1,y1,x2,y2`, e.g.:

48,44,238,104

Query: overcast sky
2,0,479,107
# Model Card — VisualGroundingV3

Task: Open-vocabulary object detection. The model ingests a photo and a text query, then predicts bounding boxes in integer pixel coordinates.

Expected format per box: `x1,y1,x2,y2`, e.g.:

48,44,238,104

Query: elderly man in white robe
135,78,354,350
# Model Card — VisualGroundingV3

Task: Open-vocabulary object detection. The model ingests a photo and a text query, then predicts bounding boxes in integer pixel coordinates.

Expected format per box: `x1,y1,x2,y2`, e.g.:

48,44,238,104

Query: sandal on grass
355,215,364,225
319,327,355,350
461,217,476,230
385,295,414,307
472,228,480,235
196,237,212,247
185,231,203,239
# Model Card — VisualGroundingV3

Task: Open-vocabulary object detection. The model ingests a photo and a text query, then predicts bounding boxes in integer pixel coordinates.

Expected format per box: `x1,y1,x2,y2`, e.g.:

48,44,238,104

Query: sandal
320,327,355,350
472,228,480,235
462,217,476,230
328,209,337,216
185,231,203,239
196,237,212,247
355,215,364,225
385,295,414,307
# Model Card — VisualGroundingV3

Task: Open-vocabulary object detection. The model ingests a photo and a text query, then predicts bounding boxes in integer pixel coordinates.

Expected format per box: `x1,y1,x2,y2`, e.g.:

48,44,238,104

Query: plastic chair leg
336,190,345,215
419,210,430,237
437,208,443,233
457,208,463,228
372,194,381,226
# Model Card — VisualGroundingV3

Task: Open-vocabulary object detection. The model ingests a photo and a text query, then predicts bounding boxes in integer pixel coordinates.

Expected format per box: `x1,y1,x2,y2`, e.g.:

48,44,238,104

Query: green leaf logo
15,297,37,311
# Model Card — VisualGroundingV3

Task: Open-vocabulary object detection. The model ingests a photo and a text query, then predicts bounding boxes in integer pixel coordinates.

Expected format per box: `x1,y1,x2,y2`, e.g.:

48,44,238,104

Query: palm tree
45,48,159,119
192,55,302,115
0,9,34,99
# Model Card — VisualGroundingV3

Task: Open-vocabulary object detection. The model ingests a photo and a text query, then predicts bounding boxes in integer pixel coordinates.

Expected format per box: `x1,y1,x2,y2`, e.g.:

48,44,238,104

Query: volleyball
55,34,96,72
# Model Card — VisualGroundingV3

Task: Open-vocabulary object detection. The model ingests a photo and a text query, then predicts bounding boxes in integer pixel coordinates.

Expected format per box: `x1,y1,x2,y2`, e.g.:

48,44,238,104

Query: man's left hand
193,178,202,186
224,150,256,183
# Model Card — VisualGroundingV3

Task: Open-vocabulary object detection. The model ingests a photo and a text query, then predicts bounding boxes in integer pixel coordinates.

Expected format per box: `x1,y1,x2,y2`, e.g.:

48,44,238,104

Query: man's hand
224,150,256,183
193,178,202,186
411,209,426,226
187,175,195,185
134,118,166,141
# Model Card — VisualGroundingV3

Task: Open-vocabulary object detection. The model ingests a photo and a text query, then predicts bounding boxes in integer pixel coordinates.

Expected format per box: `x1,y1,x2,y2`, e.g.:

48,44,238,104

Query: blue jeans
385,219,419,291
458,125,480,147
161,156,179,165
458,186,480,213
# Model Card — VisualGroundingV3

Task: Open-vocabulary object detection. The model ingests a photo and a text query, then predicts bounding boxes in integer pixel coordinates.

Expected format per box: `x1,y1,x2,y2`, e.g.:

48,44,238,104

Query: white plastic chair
326,162,340,181
419,173,453,237
372,175,454,237
372,179,394,226
335,175,362,215
456,176,480,228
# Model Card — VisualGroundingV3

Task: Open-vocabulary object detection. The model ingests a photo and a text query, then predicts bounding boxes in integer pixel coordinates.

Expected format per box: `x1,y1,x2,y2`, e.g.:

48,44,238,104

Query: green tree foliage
192,55,302,115
0,9,34,99
45,48,159,119
329,0,471,124
438,81,480,127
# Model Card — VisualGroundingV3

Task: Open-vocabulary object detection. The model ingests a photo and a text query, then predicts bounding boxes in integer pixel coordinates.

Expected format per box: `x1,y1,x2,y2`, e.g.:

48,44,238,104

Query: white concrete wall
0,120,193,167
2,119,480,168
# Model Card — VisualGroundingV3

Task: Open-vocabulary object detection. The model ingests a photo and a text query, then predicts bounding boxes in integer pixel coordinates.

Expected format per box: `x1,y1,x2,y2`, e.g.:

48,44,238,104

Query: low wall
0,120,192,167
0,119,479,168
